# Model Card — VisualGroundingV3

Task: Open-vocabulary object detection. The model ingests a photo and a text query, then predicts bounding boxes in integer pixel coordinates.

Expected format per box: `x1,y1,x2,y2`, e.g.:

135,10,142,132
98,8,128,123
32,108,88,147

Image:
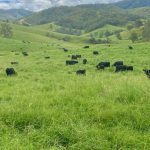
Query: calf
22,52,28,56
143,69,150,78
66,60,78,65
128,45,133,50
96,62,110,69
76,70,86,75
113,61,123,66
115,65,133,72
63,48,68,52
84,46,89,49
72,55,81,60
83,59,87,64
97,65,105,70
11,62,19,65
93,51,99,55
6,68,16,76
45,56,50,59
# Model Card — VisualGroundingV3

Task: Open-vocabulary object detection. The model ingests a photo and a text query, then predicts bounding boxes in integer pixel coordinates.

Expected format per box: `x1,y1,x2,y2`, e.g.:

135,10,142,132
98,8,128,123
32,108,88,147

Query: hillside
25,4,139,32
0,9,32,21
115,0,150,9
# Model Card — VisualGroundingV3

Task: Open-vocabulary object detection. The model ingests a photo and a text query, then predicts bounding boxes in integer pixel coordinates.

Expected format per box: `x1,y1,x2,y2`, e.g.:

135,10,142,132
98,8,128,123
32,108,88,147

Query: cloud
0,0,122,11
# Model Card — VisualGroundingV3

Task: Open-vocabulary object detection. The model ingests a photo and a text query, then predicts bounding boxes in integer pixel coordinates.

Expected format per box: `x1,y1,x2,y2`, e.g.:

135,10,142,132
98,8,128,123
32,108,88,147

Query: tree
134,20,143,28
142,20,150,41
130,32,138,43
127,24,134,31
116,33,122,40
0,23,13,38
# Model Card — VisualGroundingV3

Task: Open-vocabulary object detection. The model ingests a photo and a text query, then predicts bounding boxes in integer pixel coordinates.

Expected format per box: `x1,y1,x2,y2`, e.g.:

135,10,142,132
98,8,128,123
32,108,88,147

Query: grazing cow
63,48,68,52
128,45,133,49
6,68,16,76
72,55,81,60
83,59,87,64
126,66,134,71
76,55,81,58
143,69,150,78
66,60,78,65
113,61,124,66
96,62,110,69
72,55,78,60
22,52,28,56
97,65,105,70
45,56,50,59
11,62,19,65
84,46,89,49
115,65,133,72
93,51,99,55
76,70,86,75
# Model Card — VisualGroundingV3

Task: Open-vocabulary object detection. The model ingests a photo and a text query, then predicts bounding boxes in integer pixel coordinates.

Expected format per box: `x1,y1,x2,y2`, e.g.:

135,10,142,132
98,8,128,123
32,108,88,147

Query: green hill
0,9,32,21
114,0,150,9
24,4,139,32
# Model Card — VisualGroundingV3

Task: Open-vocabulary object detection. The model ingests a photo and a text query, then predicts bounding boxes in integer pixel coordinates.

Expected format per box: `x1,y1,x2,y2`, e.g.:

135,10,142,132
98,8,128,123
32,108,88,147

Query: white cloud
0,0,122,11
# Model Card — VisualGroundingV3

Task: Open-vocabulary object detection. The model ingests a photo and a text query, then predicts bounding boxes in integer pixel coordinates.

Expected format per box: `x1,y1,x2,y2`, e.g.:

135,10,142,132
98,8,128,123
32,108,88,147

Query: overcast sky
0,0,122,11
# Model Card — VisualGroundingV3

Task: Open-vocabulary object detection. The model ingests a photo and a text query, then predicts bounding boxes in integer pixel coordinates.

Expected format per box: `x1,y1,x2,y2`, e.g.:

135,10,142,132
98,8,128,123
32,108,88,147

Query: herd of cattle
4,45,150,79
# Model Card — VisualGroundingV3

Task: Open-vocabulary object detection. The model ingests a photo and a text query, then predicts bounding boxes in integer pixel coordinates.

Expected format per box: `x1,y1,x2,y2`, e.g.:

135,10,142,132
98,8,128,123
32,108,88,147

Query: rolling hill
0,9,32,21
24,4,139,32
114,0,150,9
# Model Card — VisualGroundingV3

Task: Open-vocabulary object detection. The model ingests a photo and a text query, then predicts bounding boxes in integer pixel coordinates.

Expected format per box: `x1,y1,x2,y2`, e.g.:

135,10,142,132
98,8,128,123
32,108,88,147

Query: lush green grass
0,24,150,149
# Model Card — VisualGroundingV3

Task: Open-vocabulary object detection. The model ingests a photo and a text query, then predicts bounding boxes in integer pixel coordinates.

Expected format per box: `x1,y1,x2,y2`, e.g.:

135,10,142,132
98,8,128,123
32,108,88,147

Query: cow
11,62,19,65
97,65,105,70
115,65,133,72
45,56,50,59
66,60,78,65
72,55,81,60
6,68,16,76
63,48,68,52
83,59,87,64
84,46,89,49
93,51,99,55
143,69,150,78
76,70,86,75
126,66,133,71
128,45,133,50
113,61,124,66
22,52,28,56
72,55,78,60
96,62,110,69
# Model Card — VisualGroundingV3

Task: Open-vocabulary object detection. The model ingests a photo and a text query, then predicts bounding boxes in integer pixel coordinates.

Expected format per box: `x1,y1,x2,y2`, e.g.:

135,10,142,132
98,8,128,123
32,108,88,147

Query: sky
0,0,122,11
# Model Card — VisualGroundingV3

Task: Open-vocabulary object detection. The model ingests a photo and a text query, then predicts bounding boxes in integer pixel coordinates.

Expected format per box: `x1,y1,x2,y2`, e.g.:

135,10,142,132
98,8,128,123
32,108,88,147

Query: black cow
93,51,99,55
115,65,133,72
97,65,105,70
72,55,81,60
84,46,89,49
66,60,78,65
128,45,133,50
113,61,123,66
45,56,50,59
97,62,110,69
126,66,133,71
76,70,86,75
83,59,87,64
72,55,78,59
11,62,19,65
143,69,150,78
63,48,68,52
22,52,28,56
6,68,16,76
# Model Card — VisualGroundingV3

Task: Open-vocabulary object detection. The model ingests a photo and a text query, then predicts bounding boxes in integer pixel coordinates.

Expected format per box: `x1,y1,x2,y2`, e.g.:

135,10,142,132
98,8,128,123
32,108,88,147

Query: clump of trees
0,23,13,38
130,32,138,43
142,20,150,41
